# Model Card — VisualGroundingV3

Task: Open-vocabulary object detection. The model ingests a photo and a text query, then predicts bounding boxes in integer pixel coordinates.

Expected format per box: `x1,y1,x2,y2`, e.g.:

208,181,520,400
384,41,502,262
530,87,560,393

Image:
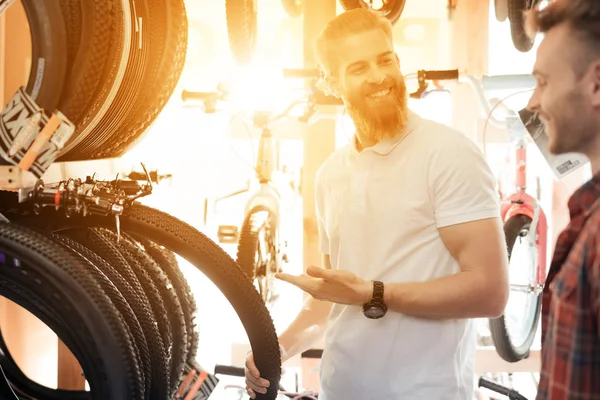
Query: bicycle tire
489,214,542,362
102,229,187,396
88,0,189,160
58,0,83,69
20,0,68,113
7,203,282,400
55,0,132,160
225,0,258,66
51,233,152,399
60,227,170,399
508,0,535,52
338,0,406,25
60,0,151,159
281,0,303,17
236,207,279,304
0,222,141,399
134,236,199,365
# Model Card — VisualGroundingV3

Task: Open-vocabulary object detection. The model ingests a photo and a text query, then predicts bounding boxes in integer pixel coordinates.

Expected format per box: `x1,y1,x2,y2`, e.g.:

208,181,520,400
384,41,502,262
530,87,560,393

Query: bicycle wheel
225,0,258,66
236,207,280,306
0,222,142,399
338,0,406,25
508,0,535,52
6,203,282,400
489,214,542,362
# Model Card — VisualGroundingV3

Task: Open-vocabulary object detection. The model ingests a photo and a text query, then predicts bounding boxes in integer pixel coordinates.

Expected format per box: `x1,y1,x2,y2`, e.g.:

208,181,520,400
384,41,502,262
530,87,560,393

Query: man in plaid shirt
527,1,600,399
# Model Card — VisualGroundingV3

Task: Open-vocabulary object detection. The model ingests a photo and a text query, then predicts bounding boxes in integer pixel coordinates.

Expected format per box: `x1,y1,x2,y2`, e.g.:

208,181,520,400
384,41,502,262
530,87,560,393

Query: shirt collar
351,110,421,156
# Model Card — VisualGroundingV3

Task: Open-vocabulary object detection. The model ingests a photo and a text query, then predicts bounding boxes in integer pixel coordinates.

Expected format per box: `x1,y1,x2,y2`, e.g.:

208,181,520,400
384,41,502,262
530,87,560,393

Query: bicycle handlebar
406,69,536,128
478,377,529,400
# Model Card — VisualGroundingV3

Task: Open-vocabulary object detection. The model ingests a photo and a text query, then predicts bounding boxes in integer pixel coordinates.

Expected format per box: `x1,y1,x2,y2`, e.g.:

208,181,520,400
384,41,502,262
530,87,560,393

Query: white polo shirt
315,111,500,400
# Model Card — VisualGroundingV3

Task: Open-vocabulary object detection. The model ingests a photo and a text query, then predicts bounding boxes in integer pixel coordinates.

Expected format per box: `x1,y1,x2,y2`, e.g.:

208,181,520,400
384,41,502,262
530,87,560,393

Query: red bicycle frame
499,138,548,289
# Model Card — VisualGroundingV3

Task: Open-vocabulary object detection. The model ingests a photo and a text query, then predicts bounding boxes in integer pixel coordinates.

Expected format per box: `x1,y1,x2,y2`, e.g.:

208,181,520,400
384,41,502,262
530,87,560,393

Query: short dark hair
527,0,600,76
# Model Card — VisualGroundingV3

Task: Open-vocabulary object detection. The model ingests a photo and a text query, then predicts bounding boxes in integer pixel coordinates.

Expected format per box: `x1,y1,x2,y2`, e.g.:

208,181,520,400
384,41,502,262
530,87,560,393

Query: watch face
364,306,385,319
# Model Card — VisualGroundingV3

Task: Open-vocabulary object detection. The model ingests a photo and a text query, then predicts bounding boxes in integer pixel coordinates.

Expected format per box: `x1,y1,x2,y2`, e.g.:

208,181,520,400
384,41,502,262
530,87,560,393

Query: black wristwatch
362,280,387,319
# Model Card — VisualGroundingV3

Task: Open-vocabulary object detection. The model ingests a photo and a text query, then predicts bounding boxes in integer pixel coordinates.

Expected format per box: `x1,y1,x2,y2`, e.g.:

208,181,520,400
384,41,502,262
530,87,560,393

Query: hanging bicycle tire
225,0,258,66
5,202,282,400
0,222,142,399
19,0,68,113
69,0,189,160
53,0,132,159
489,214,542,362
236,207,280,305
508,0,535,53
339,0,406,25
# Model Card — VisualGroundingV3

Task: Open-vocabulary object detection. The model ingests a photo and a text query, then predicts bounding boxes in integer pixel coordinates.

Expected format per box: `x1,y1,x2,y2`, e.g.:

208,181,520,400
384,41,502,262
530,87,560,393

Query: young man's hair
527,0,600,76
314,8,393,76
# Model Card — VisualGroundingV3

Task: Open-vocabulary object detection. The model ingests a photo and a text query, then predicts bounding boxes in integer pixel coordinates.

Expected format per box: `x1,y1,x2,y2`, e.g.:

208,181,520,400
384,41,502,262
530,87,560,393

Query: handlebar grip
214,364,245,377
478,377,528,400
423,69,459,80
282,68,320,78
181,90,218,101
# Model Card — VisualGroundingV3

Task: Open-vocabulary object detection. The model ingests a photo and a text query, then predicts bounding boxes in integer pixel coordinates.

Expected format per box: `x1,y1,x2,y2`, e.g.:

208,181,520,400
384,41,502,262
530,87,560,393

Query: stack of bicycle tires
0,195,282,400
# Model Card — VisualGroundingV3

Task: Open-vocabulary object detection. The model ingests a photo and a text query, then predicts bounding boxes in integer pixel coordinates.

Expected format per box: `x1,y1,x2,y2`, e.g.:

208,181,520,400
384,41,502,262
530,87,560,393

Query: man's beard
345,78,409,143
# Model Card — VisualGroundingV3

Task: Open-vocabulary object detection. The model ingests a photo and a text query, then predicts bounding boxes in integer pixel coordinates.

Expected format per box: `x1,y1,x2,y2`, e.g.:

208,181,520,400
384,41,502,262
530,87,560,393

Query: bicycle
405,69,548,363
182,72,341,308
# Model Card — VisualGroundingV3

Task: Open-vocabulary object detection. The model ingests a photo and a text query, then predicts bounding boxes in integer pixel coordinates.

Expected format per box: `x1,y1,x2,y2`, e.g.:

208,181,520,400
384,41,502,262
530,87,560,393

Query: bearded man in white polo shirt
244,8,509,400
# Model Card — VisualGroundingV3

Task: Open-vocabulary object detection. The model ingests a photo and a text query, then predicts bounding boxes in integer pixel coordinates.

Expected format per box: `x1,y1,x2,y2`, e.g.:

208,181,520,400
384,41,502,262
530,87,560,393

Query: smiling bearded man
243,8,509,400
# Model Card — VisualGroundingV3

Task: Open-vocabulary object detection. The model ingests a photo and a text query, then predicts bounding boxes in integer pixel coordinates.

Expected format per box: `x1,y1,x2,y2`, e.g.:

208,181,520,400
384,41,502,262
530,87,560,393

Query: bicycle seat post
253,111,276,184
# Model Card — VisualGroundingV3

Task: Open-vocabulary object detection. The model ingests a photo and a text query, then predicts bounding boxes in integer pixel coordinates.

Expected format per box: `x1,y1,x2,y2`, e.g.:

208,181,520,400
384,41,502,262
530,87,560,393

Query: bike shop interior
0,0,593,399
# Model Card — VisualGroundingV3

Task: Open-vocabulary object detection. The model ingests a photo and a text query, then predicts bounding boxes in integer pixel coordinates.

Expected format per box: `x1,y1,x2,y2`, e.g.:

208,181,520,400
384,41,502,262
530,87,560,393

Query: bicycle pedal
217,225,239,243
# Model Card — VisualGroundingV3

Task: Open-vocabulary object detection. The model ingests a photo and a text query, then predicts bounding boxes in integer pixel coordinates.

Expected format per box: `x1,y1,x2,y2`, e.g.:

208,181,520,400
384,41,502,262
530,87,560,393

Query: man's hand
276,266,372,305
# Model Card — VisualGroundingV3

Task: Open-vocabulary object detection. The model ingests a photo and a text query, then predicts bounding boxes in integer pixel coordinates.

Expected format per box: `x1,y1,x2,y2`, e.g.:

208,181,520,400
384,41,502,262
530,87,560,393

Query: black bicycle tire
489,214,542,362
19,0,68,113
62,0,151,159
51,232,152,399
225,0,258,66
0,222,141,399
134,236,199,365
281,0,303,17
7,204,282,400
56,0,131,160
58,0,83,69
508,0,535,52
60,227,170,399
89,0,189,160
101,229,187,396
338,0,406,25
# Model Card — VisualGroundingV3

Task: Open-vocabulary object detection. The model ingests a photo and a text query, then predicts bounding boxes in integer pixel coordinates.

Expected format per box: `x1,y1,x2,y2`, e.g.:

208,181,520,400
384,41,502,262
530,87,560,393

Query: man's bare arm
277,254,333,360
383,217,509,319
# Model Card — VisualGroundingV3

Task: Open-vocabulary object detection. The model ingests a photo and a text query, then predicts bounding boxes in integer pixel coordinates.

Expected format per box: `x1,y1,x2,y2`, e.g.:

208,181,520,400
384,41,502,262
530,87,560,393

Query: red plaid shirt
537,172,600,400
